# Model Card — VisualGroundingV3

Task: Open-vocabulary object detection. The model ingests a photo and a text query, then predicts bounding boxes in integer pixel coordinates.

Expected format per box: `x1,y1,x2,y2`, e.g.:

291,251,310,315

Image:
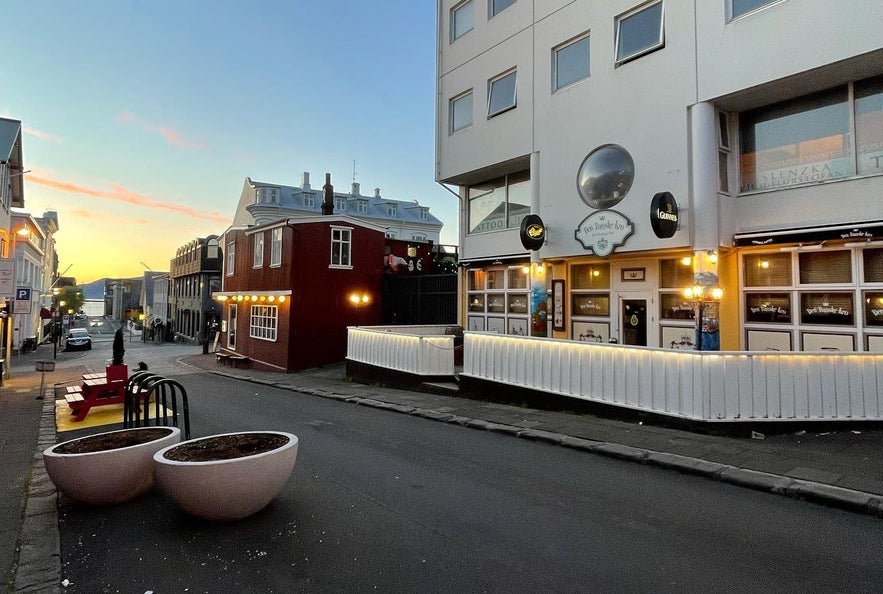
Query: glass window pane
863,248,883,282
488,71,517,116
660,293,695,320
855,75,883,175
864,291,883,326
508,267,527,289
800,292,854,325
739,86,852,192
487,270,505,290
799,250,852,284
468,177,506,233
554,36,590,91
451,1,474,41
506,171,531,229
490,0,515,17
487,293,506,313
507,293,528,314
745,293,792,323
468,269,486,290
468,293,485,312
572,263,610,289
572,293,609,316
744,253,792,286
731,0,778,19
659,258,694,288
616,2,663,63
451,92,473,133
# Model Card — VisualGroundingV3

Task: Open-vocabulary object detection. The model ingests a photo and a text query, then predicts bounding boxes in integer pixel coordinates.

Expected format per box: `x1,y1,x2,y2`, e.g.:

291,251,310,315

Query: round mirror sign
576,144,635,210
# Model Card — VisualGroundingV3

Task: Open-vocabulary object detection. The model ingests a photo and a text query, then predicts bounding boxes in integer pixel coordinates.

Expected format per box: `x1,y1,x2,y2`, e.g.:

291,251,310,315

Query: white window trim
253,232,264,268
552,32,591,92
614,0,665,66
270,227,282,267
249,304,278,342
450,0,473,43
226,242,235,276
487,69,517,118
450,90,473,134
330,225,353,269
488,0,515,19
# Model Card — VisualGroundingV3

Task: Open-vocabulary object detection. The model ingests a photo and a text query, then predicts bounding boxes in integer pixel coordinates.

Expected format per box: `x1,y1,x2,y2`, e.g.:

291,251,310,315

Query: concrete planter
43,426,181,505
153,431,298,521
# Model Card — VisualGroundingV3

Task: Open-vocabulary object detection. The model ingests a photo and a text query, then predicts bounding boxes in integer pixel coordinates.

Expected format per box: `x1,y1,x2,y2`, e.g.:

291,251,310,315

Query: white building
436,0,883,352
232,173,444,243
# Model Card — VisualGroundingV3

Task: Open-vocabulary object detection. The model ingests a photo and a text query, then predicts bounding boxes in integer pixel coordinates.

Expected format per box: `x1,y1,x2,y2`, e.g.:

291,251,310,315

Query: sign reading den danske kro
574,211,634,257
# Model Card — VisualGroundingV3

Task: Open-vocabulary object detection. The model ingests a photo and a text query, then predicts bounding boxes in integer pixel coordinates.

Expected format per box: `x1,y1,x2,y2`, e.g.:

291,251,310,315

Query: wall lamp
349,292,371,306
683,285,723,301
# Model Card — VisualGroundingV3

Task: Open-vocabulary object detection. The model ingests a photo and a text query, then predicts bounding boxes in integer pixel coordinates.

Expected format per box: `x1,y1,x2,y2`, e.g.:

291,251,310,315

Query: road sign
14,286,32,314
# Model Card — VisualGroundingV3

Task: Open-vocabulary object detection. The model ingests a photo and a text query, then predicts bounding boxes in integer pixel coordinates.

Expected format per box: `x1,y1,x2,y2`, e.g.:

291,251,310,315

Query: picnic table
65,370,128,422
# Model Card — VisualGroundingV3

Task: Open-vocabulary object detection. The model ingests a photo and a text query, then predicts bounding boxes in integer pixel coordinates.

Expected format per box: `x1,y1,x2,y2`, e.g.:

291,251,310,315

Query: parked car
65,328,92,351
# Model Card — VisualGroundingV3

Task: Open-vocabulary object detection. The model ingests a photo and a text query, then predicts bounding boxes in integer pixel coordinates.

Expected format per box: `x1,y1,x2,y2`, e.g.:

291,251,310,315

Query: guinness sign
650,192,679,239
520,214,546,251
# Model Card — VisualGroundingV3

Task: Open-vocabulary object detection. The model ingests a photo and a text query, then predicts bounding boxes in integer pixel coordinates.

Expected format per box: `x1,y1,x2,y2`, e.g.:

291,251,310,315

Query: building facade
215,216,386,372
436,0,883,352
10,211,58,347
232,173,445,243
169,236,222,344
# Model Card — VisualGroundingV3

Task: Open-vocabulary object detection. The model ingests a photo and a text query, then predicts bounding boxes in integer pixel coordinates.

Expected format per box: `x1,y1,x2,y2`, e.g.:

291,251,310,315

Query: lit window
331,227,352,267
488,70,517,117
450,91,473,133
226,242,235,276
451,0,473,42
728,0,781,20
615,1,664,65
489,0,515,18
253,232,264,268
553,34,590,91
249,305,278,341
270,228,282,267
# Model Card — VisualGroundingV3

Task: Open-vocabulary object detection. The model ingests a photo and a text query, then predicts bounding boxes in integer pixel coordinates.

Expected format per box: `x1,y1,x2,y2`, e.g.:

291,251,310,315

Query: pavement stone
4,349,883,592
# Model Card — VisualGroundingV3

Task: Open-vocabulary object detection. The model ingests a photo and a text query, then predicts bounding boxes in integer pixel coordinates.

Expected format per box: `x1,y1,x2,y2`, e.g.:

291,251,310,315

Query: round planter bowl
43,426,181,505
153,431,298,521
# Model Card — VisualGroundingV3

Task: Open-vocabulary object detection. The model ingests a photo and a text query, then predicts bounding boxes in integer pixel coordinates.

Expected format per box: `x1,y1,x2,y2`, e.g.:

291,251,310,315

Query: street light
683,285,723,351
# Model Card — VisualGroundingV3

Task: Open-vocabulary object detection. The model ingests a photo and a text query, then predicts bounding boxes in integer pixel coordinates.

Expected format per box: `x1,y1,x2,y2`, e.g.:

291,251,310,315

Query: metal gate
382,274,457,325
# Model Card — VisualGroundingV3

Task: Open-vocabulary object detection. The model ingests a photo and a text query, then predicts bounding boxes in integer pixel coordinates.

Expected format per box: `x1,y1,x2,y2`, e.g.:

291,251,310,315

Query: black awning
734,221,883,247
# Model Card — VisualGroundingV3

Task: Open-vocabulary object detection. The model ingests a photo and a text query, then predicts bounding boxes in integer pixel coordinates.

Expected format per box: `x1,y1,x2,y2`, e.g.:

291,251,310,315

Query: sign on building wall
0,259,15,305
14,287,32,314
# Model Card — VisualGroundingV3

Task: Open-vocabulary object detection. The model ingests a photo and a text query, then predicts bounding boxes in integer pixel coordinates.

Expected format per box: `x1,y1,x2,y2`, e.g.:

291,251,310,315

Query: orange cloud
23,125,63,143
27,174,229,224
116,110,206,150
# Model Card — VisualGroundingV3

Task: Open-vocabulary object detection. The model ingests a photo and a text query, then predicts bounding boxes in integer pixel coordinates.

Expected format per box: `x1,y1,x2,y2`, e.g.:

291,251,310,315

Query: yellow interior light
278,296,286,303
681,256,692,266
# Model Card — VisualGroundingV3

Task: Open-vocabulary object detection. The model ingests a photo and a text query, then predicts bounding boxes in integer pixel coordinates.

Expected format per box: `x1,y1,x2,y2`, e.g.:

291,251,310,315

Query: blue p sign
16,288,31,301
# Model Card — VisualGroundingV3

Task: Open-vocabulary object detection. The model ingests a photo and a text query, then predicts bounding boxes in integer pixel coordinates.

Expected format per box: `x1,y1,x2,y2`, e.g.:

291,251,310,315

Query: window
489,0,515,18
331,227,352,267
728,0,780,20
386,230,397,239
450,91,473,133
488,70,517,117
799,251,852,284
718,111,731,193
270,228,282,267
739,86,851,192
744,253,791,286
357,200,368,213
226,242,235,276
553,34,590,91
334,196,347,212
227,303,237,348
303,192,315,207
615,1,664,65
451,0,473,42
412,234,427,241
387,203,397,217
250,305,278,341
467,171,530,234
856,76,883,176
420,208,429,220
253,232,264,268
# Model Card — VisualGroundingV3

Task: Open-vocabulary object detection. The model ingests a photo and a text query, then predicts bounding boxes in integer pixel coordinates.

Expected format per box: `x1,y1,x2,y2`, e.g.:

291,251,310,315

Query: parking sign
14,287,32,314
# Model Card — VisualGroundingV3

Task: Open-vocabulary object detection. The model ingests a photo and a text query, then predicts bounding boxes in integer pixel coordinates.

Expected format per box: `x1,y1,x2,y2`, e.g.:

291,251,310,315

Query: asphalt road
57,372,883,593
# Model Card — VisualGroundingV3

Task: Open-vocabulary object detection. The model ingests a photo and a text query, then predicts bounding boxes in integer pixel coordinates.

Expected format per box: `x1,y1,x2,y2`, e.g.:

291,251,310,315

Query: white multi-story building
232,173,444,243
436,0,883,351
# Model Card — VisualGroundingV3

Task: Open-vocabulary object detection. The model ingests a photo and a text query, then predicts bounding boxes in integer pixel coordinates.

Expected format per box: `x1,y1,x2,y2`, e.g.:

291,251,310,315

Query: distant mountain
80,279,107,300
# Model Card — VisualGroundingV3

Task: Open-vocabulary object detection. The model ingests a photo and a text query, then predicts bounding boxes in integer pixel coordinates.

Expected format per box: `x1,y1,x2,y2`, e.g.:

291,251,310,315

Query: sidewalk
5,350,883,591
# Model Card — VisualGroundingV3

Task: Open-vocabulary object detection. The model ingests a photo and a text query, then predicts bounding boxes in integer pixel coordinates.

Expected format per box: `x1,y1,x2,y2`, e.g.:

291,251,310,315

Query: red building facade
215,215,386,371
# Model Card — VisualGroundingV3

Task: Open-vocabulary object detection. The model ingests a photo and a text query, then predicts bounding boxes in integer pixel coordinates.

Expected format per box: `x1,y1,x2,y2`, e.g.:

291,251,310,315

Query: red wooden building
214,215,386,371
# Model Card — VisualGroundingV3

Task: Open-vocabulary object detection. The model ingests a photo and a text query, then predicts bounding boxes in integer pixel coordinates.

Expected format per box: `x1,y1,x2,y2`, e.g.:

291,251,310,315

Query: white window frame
253,232,264,268
334,196,347,211
420,208,429,220
303,192,315,207
249,305,278,342
488,0,515,18
614,1,664,66
553,33,591,92
450,0,473,42
487,70,517,118
330,226,353,269
727,0,782,21
450,90,473,133
226,242,235,276
412,234,427,241
357,200,368,214
387,203,397,217
270,227,282,267
386,230,398,239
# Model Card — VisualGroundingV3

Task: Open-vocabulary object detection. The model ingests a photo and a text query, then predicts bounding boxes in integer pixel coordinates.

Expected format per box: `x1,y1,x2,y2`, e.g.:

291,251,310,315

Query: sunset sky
2,1,456,284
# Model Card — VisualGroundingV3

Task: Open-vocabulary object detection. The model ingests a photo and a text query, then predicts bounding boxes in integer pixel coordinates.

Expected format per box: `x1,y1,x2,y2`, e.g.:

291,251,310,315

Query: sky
1,1,456,284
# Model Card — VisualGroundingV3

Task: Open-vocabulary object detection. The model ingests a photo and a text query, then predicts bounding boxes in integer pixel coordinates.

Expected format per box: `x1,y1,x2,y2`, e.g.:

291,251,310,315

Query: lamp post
683,285,723,351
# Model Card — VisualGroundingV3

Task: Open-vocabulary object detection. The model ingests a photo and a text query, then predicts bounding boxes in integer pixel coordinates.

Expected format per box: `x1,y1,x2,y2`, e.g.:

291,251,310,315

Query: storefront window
487,270,505,290
864,291,883,326
800,292,854,325
863,248,883,282
572,263,610,289
507,294,528,314
744,253,791,286
660,258,693,288
799,250,852,284
855,75,883,175
660,293,695,320
746,293,792,323
571,293,609,316
487,293,506,313
468,294,485,312
508,267,528,289
467,171,531,234
468,269,486,291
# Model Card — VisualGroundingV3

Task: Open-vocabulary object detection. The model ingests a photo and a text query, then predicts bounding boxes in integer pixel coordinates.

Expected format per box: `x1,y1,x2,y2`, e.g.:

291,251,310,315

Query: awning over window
734,221,883,247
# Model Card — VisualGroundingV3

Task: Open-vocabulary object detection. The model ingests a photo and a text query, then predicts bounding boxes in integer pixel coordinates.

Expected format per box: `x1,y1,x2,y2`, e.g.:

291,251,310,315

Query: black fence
382,274,457,326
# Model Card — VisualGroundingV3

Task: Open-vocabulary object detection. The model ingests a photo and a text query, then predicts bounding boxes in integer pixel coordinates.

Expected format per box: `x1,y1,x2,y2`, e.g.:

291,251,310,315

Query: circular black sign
650,192,679,239
520,214,546,251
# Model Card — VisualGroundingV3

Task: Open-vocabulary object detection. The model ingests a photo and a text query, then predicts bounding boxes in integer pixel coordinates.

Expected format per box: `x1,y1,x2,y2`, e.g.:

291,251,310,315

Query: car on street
65,328,92,351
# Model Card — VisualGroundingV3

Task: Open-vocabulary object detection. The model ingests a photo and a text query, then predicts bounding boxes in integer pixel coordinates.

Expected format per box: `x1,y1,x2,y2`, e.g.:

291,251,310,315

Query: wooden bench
65,385,83,395
67,379,127,422
228,355,250,368
65,393,85,405
216,353,231,365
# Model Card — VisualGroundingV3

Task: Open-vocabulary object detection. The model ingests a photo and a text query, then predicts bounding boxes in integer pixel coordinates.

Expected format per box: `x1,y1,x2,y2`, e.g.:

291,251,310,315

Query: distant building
232,173,444,243
168,236,222,344
105,278,142,320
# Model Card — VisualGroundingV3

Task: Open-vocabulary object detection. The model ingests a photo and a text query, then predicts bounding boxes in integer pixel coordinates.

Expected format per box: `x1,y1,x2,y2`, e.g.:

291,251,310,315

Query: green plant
112,327,125,365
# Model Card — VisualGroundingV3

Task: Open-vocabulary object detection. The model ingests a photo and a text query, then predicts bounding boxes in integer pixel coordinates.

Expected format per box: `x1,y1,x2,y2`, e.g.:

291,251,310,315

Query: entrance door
227,304,237,349
618,293,654,347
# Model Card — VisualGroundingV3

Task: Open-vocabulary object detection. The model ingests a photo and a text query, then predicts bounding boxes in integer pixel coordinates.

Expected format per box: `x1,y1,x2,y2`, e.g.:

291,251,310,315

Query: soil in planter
54,428,172,454
163,433,289,462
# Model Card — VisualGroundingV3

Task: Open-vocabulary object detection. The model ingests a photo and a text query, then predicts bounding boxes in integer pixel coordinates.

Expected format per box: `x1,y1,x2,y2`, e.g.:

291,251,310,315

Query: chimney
321,173,334,215
302,171,311,191
374,187,381,199
352,182,360,196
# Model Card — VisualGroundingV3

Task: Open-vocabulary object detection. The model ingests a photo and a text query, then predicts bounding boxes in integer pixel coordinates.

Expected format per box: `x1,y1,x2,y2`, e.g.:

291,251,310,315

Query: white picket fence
347,327,883,422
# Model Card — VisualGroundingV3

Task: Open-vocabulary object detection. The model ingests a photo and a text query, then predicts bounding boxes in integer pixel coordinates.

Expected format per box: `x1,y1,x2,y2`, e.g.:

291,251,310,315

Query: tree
53,286,85,314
